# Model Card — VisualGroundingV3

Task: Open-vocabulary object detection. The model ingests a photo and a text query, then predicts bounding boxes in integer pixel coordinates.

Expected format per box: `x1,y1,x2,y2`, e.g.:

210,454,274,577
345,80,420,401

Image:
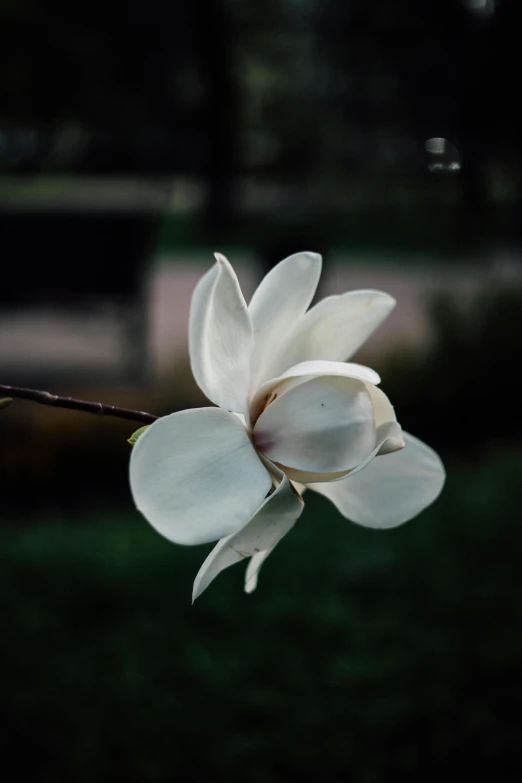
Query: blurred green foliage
1,449,522,781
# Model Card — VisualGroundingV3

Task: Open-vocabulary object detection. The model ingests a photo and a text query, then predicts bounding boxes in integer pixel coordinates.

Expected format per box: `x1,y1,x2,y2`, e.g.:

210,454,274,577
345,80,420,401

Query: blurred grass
2,449,522,781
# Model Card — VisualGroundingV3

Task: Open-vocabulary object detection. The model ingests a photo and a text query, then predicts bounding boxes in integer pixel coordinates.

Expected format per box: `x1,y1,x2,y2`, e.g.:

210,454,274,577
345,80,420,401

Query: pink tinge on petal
254,430,277,453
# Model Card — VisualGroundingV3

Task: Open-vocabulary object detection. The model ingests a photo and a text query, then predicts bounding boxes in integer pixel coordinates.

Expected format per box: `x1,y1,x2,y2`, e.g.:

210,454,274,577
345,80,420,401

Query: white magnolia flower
130,252,445,601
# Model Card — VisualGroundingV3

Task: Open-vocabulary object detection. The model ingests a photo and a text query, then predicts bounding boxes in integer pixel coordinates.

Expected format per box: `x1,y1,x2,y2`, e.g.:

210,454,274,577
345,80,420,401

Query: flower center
253,430,277,453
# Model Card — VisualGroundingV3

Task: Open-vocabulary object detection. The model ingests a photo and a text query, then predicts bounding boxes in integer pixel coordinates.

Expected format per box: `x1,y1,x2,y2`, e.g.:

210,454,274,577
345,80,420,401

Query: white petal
261,289,395,381
291,480,307,496
130,408,272,546
287,411,402,486
248,252,322,389
254,375,376,473
309,432,445,529
366,384,405,455
277,360,381,386
244,549,270,594
272,385,403,485
250,359,380,424
188,253,253,414
274,464,353,484
245,473,307,594
192,464,304,601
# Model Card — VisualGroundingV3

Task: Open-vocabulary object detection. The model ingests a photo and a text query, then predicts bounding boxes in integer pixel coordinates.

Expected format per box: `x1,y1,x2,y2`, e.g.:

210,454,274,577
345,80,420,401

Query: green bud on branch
128,426,150,446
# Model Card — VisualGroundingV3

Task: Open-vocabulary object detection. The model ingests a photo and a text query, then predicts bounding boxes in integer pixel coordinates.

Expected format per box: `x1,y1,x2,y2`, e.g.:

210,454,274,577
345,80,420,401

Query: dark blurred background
2,1,522,780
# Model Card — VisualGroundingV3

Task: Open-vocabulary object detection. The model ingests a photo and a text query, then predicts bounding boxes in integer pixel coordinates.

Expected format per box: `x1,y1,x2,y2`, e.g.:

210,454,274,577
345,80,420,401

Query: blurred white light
425,137,462,173
463,0,495,17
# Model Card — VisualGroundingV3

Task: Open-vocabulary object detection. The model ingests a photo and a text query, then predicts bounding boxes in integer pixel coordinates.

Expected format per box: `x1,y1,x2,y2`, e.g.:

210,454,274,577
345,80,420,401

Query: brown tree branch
0,385,158,425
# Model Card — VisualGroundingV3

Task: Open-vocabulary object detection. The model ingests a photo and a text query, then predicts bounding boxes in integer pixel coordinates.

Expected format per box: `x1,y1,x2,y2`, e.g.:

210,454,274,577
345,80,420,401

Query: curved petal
260,289,395,381
254,375,376,473
286,414,403,485
366,384,405,455
250,360,380,424
130,408,272,546
248,252,322,389
245,547,273,594
277,360,380,386
275,464,353,484
274,385,403,484
309,432,445,529
192,464,304,601
189,253,253,414
291,480,307,496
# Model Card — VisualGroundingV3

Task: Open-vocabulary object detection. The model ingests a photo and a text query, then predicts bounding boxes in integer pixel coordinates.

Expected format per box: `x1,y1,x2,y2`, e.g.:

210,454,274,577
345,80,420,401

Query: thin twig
0,384,158,425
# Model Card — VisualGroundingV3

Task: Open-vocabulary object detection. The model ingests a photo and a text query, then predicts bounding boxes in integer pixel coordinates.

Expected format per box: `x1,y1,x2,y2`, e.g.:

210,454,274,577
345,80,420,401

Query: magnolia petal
273,385,403,484
250,360,380,424
276,442,398,484
249,252,322,388
276,360,381,386
244,549,271,594
292,480,307,495
365,383,405,455
244,477,307,594
294,417,404,486
345,419,405,480
192,465,304,601
254,375,376,473
309,432,445,529
276,464,353,484
130,408,272,546
188,253,253,414
263,289,396,380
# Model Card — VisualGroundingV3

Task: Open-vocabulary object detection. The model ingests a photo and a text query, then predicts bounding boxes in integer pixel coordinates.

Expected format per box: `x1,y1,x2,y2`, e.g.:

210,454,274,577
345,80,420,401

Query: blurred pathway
149,250,522,373
2,251,522,381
